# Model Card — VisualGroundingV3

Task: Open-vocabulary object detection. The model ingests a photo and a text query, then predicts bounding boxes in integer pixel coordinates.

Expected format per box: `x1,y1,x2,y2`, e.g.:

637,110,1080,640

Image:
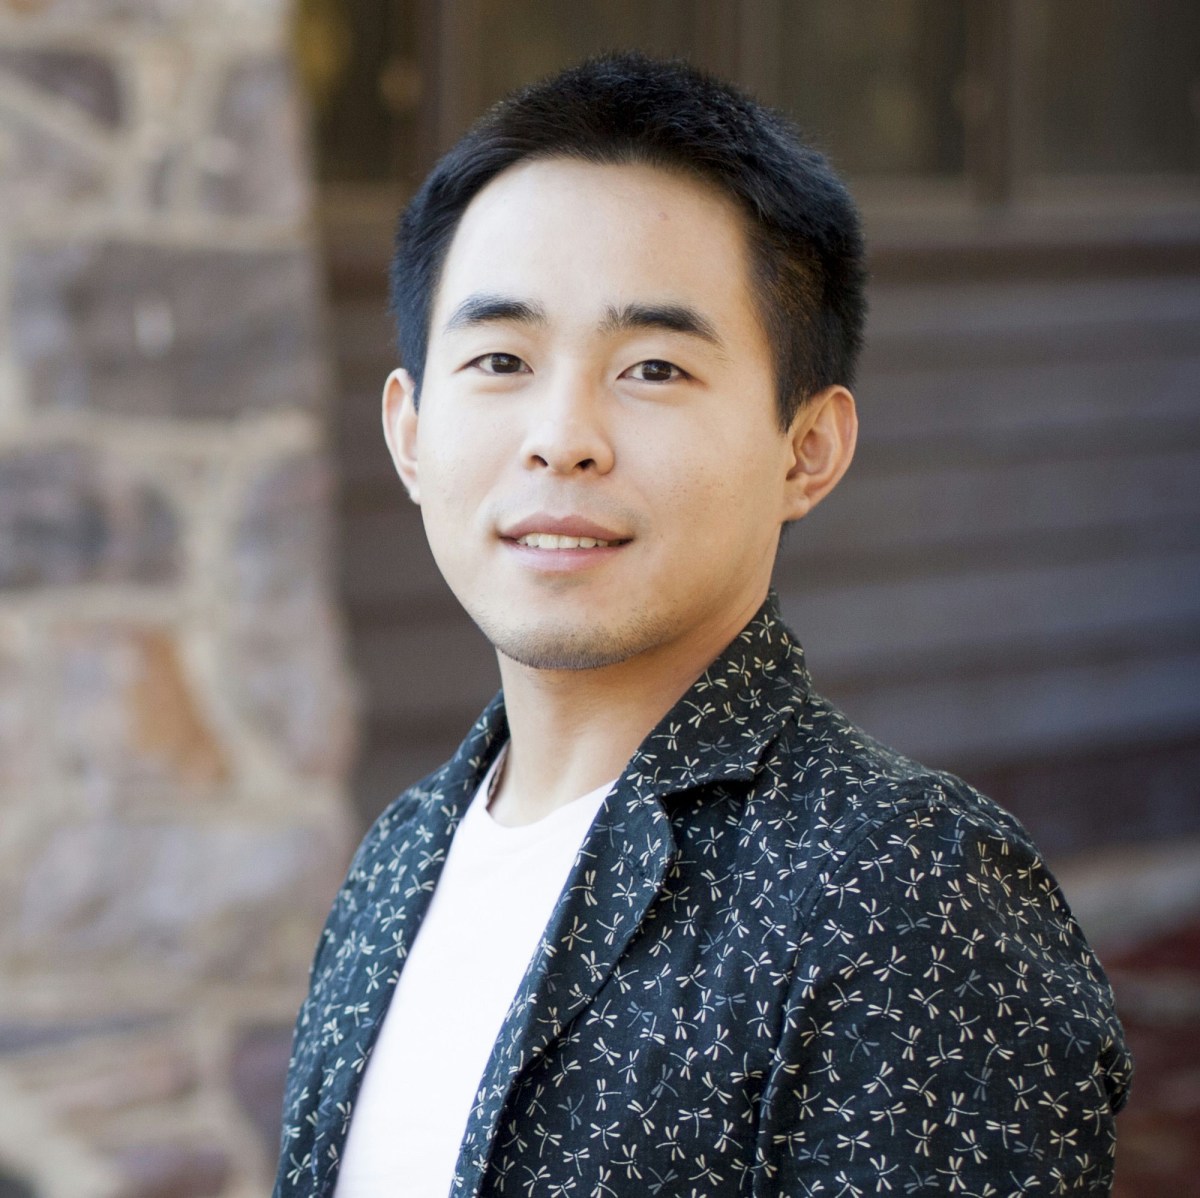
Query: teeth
516,533,615,549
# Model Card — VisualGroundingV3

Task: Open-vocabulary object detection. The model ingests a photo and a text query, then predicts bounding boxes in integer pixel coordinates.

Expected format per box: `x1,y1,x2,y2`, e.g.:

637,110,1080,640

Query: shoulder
744,692,1134,1119
755,689,1039,883
742,687,1125,1021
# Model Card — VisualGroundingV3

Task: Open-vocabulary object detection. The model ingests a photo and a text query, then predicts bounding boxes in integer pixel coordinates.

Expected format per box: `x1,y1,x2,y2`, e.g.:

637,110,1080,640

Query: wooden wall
779,234,1200,852
325,208,1200,856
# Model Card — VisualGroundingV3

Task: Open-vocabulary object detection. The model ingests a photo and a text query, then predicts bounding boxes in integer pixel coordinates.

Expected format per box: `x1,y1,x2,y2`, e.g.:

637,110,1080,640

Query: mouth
499,515,632,569
514,532,621,550
501,514,632,548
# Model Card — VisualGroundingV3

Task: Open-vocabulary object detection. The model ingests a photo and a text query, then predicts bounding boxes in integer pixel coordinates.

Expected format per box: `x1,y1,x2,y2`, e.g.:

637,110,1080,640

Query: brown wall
315,2,1200,855
328,205,1200,858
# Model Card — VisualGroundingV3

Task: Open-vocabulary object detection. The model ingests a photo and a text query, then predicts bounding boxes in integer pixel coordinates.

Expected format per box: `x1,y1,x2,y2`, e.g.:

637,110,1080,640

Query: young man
275,54,1131,1197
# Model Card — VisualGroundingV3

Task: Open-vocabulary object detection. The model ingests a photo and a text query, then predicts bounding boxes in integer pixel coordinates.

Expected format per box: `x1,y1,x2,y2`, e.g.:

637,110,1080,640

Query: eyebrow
599,302,725,353
442,293,726,354
443,293,547,333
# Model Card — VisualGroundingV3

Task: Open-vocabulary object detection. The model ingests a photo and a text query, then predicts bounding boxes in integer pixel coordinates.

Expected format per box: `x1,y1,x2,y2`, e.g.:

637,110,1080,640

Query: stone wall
0,2,357,1195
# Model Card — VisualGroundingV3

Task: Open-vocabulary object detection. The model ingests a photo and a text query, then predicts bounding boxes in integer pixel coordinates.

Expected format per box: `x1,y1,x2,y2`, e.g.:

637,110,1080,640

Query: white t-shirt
333,752,612,1198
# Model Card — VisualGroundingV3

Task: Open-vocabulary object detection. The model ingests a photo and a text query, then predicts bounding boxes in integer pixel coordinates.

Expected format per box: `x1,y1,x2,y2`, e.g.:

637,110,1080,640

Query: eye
624,359,686,383
468,352,529,375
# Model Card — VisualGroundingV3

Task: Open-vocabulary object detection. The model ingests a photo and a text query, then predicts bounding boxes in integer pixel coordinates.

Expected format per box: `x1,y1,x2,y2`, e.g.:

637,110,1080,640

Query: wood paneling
328,239,1200,847
311,1,1200,851
323,213,1200,855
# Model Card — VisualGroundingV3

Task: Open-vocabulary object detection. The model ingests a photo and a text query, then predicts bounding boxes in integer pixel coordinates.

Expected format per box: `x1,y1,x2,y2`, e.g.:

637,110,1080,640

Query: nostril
530,454,597,471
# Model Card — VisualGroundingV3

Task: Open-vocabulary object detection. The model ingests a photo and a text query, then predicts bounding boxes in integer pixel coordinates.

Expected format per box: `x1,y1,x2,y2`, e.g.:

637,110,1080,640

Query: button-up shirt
274,593,1131,1197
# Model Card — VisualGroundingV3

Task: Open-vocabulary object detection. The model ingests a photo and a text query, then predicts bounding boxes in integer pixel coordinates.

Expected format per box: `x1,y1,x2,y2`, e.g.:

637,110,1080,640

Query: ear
781,384,858,523
381,368,421,503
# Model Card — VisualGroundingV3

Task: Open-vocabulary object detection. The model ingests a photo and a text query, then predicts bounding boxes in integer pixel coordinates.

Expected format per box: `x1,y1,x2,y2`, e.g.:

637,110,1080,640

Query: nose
520,372,615,475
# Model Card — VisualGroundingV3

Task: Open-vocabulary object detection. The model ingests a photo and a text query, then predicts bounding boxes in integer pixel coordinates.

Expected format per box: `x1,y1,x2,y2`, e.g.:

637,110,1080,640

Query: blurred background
0,1,1196,1195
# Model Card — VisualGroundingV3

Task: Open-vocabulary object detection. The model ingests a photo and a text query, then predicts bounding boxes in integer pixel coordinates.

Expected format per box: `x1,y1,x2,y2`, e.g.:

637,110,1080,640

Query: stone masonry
0,2,358,1195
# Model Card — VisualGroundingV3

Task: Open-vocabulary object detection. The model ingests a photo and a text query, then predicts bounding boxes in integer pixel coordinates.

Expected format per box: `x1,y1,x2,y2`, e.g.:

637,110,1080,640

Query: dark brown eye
477,353,526,374
631,359,680,382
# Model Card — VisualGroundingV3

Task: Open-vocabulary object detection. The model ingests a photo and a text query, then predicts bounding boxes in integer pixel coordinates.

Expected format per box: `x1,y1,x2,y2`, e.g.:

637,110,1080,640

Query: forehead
431,158,762,337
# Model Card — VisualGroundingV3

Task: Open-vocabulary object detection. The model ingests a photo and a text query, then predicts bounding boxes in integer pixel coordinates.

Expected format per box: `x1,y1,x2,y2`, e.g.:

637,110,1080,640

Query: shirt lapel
308,695,508,1194
452,591,810,1195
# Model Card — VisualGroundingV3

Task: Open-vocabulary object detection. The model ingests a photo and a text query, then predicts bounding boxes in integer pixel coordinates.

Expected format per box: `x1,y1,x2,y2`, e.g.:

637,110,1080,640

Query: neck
487,590,766,826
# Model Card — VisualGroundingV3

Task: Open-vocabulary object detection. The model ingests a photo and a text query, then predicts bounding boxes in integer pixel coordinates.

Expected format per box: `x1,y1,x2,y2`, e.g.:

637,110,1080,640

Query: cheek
417,415,489,503
413,414,512,578
411,444,471,554
656,429,782,515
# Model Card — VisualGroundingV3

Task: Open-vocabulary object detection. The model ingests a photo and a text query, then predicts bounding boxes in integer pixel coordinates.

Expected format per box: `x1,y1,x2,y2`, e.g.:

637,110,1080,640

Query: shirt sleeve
756,792,1132,1197
273,790,423,1195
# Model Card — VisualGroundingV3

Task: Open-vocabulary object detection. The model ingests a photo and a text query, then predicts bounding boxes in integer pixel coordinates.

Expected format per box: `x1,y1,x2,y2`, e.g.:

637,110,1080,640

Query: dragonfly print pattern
274,592,1132,1198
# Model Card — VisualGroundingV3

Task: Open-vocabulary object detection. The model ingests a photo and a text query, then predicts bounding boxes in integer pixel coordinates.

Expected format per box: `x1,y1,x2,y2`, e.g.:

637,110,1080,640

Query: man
275,53,1131,1197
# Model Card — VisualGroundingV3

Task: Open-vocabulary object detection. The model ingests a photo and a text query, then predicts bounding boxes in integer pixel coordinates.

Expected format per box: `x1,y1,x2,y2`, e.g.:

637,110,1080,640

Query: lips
516,533,616,549
501,514,631,546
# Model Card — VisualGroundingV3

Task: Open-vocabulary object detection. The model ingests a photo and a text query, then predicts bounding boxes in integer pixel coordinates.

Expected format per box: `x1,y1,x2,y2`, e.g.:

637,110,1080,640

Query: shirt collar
620,588,809,802
442,589,809,808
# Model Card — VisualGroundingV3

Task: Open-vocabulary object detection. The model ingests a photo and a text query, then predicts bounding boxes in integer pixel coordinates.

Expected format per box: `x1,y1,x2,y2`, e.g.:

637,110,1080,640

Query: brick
0,47,123,125
230,1023,292,1158
7,0,288,23
0,1165,35,1198
17,818,344,980
199,54,306,220
0,446,179,589
0,620,32,791
0,1015,167,1055
111,1145,230,1198
11,242,327,418
0,104,107,215
228,452,357,779
10,1034,198,1120
50,624,229,795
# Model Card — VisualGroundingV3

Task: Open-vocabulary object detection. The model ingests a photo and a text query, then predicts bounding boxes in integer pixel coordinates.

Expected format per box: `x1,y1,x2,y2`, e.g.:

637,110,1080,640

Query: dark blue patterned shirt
275,593,1131,1197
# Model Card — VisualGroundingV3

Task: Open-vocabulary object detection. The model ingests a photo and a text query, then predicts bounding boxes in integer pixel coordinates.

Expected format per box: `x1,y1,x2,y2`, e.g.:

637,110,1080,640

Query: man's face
386,158,804,676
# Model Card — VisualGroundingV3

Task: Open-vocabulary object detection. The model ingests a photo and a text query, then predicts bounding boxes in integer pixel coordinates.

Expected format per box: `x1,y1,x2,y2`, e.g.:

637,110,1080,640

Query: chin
478,610,667,673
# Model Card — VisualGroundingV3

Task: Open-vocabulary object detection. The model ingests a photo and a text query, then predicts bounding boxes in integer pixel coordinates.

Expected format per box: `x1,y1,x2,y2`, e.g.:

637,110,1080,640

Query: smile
515,533,618,549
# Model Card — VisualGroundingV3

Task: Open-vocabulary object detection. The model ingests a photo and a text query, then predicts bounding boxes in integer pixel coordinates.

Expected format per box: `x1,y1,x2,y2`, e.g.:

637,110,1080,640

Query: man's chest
451,802,817,1197
309,781,834,1197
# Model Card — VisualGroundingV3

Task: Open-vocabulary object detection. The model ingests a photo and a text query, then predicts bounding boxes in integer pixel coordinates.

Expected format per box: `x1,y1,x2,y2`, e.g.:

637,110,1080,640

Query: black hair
390,51,866,429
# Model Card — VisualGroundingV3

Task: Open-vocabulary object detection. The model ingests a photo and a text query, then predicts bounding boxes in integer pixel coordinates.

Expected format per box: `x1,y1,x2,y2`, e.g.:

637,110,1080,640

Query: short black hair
390,51,867,429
